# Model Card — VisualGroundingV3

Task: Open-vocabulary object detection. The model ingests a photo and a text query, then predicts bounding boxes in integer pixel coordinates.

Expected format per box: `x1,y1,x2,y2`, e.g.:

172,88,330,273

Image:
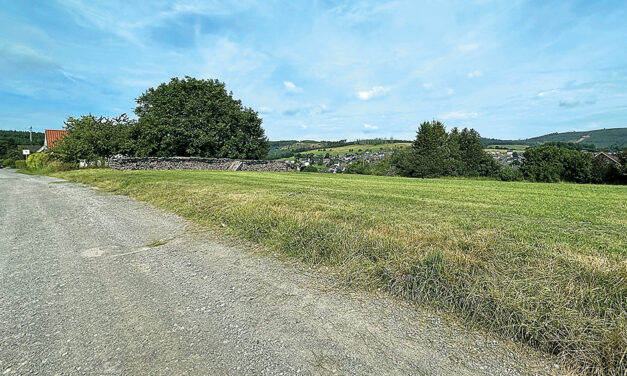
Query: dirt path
0,170,564,375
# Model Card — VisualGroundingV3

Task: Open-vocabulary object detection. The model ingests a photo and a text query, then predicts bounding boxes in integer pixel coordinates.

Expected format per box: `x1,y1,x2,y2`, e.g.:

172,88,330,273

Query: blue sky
1,0,626,140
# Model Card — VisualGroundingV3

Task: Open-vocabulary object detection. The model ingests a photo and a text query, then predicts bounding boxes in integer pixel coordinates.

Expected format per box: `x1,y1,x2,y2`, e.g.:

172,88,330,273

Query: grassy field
55,169,626,374
287,142,411,158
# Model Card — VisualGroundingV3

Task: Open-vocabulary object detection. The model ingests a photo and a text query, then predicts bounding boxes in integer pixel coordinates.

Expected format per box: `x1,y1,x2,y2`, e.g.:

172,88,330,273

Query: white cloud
283,81,302,93
363,123,379,130
440,111,478,120
446,88,455,95
423,83,433,89
301,124,307,129
258,106,273,113
537,89,559,97
467,70,483,78
457,43,479,52
357,86,389,100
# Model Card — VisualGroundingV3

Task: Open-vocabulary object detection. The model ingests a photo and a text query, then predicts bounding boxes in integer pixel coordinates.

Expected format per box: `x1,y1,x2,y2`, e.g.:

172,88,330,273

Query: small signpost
22,149,30,156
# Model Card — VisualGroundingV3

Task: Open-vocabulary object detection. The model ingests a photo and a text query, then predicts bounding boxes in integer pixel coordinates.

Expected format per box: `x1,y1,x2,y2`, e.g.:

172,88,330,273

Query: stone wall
109,156,293,172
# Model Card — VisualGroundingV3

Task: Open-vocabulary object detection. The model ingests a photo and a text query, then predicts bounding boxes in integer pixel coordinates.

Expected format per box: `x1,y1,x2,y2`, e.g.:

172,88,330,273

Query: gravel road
0,169,565,375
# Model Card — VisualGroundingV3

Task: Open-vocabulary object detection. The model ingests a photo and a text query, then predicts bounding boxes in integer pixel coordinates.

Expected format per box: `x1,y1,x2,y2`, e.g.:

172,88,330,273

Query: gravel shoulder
0,169,567,375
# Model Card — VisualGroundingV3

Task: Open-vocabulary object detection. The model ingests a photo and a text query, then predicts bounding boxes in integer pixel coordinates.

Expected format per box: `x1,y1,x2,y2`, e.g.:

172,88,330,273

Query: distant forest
1,130,45,160
0,130,45,146
481,127,627,150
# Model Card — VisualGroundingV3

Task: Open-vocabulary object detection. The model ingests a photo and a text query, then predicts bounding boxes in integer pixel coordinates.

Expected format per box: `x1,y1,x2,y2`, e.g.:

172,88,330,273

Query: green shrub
300,165,318,172
521,145,594,183
16,153,76,174
344,162,371,174
2,158,15,168
498,167,524,181
26,153,51,170
14,160,26,170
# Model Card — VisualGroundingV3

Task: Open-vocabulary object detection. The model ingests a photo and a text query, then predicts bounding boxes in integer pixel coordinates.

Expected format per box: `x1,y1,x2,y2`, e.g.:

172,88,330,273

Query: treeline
344,121,627,185
481,128,627,151
344,122,498,177
518,145,626,184
0,130,45,146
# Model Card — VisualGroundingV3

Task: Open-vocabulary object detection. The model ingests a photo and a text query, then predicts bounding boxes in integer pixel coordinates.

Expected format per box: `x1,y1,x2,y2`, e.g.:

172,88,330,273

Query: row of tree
344,121,626,185
54,77,269,162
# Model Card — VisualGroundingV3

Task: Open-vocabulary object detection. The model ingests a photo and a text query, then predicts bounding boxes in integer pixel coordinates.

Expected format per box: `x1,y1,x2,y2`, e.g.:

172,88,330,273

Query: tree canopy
395,120,498,178
54,114,135,162
133,76,269,159
520,144,596,183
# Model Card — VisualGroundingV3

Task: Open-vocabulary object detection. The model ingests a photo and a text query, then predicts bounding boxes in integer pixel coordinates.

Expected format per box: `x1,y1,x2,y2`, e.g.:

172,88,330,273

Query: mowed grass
55,169,626,374
283,142,411,158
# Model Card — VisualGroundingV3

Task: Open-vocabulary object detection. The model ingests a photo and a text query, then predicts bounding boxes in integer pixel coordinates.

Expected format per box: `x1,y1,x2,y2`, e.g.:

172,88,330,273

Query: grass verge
54,169,626,374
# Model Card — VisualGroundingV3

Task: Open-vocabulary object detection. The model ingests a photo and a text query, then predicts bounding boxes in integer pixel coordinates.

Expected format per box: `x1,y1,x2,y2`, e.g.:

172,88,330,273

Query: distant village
286,148,390,173
288,147,526,173
286,147,623,174
486,150,525,167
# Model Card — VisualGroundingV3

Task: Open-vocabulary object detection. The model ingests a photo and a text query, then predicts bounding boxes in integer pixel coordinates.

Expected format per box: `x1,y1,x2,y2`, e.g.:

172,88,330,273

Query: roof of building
45,129,68,149
17,145,42,152
595,152,620,165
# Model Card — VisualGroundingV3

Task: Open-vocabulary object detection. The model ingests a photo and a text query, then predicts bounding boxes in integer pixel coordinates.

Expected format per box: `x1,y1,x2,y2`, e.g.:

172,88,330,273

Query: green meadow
55,169,627,374
279,142,411,159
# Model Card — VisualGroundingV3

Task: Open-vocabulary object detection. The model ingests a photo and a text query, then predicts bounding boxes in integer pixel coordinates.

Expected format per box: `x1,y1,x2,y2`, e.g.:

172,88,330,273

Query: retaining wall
109,156,293,172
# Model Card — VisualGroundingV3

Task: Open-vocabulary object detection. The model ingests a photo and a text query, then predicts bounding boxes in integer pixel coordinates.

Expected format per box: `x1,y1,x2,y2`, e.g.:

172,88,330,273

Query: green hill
482,127,627,149
0,130,45,146
1,130,45,159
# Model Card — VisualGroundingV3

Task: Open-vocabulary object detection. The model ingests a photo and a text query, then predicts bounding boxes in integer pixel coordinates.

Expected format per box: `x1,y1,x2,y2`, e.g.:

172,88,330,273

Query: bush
300,165,318,172
498,167,524,181
521,145,593,183
26,153,51,170
18,153,76,174
2,158,15,168
344,162,371,175
14,160,26,170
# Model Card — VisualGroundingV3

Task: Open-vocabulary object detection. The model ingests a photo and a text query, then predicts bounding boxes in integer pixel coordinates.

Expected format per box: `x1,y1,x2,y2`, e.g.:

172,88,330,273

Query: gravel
0,169,566,375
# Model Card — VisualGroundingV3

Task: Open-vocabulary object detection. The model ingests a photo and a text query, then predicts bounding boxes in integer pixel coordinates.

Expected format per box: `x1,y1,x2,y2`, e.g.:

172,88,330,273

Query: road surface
0,169,562,375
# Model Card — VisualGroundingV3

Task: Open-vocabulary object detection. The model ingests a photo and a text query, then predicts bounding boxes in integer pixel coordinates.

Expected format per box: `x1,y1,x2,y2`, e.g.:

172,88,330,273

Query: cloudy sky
1,0,626,140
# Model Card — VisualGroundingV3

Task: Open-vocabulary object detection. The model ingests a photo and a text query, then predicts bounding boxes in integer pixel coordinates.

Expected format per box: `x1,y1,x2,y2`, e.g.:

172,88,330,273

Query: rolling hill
482,127,627,149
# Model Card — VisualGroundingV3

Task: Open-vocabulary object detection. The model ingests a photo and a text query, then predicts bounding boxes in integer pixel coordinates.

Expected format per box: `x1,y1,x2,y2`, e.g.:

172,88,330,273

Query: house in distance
37,129,68,152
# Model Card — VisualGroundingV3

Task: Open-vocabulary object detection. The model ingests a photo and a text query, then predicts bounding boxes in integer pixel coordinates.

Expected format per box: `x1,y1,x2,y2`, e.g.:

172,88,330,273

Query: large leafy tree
133,76,269,159
54,114,135,162
520,145,593,183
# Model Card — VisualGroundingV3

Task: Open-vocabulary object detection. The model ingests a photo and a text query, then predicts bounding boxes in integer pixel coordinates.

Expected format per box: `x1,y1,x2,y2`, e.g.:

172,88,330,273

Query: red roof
45,129,68,149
